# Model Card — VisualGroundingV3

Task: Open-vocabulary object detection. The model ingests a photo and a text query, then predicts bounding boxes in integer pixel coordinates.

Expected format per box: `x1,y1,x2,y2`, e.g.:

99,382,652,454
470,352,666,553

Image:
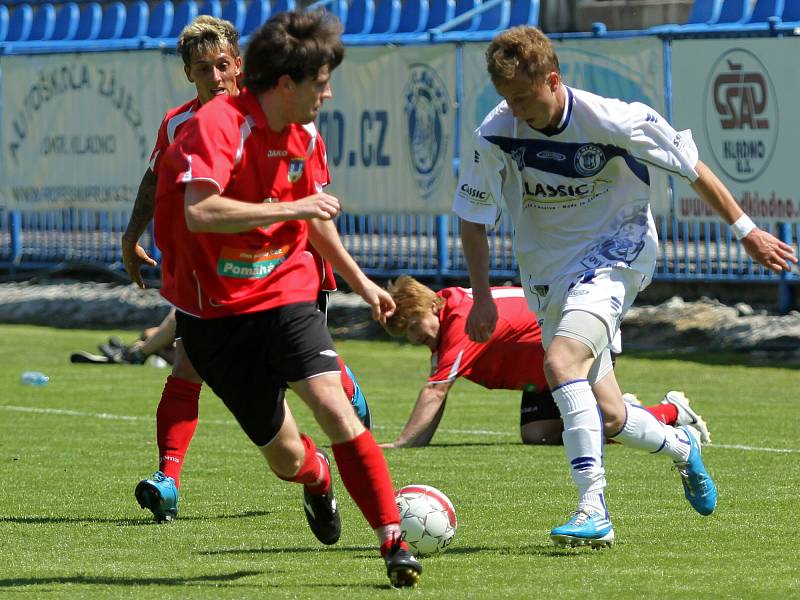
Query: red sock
276,434,330,494
332,430,400,529
156,375,201,487
644,403,678,425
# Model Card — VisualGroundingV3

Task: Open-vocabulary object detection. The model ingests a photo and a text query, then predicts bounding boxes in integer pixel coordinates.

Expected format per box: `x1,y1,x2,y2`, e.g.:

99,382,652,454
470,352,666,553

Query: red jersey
149,97,201,176
154,89,330,318
429,287,548,392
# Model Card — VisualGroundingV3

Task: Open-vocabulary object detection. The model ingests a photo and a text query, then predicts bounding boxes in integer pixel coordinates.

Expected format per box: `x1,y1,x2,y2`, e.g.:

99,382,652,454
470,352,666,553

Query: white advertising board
1,51,189,210
671,37,800,223
319,44,457,213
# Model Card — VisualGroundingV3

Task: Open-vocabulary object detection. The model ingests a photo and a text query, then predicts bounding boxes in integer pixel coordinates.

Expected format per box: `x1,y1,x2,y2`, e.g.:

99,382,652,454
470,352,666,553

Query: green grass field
1,324,798,598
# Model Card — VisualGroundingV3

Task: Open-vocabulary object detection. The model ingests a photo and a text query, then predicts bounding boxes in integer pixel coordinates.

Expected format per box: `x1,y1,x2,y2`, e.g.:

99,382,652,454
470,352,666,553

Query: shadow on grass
0,510,270,526
623,349,800,370
446,545,604,557
198,544,375,556
0,570,262,588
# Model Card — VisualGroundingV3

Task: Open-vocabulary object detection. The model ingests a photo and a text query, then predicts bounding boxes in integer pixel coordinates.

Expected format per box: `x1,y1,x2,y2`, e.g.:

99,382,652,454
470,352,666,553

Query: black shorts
176,302,341,446
519,388,561,426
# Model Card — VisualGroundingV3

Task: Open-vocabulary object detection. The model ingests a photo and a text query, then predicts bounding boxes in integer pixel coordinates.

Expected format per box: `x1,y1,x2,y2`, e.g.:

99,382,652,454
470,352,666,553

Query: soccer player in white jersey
455,26,797,548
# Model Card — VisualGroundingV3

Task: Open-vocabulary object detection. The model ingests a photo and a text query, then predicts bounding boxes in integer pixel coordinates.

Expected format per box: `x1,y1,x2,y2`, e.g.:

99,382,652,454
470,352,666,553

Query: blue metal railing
2,208,797,310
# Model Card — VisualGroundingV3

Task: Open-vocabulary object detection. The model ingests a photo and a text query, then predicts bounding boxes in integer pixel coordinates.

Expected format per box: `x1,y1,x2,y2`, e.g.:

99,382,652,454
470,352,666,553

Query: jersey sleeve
171,108,242,192
621,102,700,182
311,134,331,191
453,132,505,226
148,114,170,175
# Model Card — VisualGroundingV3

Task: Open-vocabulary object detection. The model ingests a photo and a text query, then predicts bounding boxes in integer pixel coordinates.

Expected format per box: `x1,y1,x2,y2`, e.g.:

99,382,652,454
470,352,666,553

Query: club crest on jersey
574,144,606,176
287,158,305,183
510,146,527,171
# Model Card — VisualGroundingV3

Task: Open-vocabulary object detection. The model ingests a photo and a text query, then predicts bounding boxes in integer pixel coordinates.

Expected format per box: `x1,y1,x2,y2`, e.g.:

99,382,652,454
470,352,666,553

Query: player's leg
281,303,420,587
519,389,563,445
544,325,613,548
135,315,203,522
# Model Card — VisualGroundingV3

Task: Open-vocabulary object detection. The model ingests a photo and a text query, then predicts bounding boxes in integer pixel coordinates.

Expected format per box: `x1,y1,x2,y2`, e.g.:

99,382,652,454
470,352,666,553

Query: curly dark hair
243,10,344,94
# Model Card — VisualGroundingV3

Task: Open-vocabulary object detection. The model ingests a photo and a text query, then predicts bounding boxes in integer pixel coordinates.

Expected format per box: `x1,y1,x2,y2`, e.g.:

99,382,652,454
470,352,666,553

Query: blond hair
177,15,240,67
384,275,445,337
486,25,559,85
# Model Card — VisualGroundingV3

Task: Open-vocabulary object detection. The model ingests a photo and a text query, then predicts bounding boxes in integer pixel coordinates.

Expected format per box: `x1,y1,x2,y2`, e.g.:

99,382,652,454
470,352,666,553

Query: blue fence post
9,210,22,274
436,214,450,284
778,222,793,314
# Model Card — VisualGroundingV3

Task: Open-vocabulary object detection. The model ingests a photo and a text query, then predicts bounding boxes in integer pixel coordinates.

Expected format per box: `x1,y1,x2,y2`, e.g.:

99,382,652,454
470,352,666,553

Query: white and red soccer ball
395,484,457,556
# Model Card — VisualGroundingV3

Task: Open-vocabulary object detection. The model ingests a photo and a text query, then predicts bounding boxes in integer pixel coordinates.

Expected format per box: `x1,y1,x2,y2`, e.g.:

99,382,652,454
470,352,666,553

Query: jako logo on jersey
268,149,288,157
287,158,304,183
459,183,488,201
536,150,566,161
574,144,606,176
404,64,451,199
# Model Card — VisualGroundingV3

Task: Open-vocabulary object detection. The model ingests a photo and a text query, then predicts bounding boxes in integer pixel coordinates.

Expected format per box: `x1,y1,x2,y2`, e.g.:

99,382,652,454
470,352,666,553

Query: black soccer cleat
382,532,422,588
302,450,341,545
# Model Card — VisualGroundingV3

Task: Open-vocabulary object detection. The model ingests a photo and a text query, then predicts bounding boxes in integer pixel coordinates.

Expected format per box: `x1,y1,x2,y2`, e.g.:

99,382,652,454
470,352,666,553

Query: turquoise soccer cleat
345,364,372,429
135,471,179,523
675,425,717,516
550,510,615,549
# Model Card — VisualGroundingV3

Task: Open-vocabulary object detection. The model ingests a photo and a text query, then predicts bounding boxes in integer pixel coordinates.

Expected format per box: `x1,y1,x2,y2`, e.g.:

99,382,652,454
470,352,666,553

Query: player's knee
520,420,563,445
262,439,305,479
601,407,626,437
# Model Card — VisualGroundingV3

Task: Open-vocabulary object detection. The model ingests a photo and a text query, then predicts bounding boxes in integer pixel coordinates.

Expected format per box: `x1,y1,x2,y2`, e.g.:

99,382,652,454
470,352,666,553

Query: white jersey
454,85,699,300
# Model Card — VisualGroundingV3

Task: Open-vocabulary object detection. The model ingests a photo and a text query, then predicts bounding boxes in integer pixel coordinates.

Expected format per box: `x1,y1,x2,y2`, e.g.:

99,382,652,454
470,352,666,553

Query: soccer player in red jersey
120,16,371,525
153,11,421,587
380,276,710,448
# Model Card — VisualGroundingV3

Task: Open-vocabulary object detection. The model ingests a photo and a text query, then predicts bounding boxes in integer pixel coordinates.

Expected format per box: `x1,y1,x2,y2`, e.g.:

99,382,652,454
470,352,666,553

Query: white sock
552,379,607,516
611,402,691,463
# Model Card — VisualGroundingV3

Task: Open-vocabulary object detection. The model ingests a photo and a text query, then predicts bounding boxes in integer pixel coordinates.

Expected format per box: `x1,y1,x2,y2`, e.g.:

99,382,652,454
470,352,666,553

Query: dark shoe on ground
302,450,341,545
382,532,422,588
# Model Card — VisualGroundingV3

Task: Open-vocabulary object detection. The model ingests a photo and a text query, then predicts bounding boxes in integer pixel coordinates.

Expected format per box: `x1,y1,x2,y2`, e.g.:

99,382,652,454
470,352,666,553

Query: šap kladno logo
404,64,451,199
704,48,778,183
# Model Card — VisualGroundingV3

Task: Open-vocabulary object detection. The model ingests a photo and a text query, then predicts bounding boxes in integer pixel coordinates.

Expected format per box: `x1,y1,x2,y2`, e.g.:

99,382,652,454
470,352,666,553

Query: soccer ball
395,484,457,556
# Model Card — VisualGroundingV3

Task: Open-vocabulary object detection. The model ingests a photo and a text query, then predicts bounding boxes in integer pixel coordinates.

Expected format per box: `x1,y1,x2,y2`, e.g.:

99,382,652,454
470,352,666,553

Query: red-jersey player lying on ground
380,276,710,449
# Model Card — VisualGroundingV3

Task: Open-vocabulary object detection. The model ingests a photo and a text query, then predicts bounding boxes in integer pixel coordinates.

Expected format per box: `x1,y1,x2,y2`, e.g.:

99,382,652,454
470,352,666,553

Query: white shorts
532,267,644,355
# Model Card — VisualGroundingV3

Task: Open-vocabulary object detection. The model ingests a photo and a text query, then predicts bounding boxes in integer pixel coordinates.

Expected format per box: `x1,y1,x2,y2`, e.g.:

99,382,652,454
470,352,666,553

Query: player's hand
466,296,497,343
356,280,396,324
379,441,399,449
741,228,797,273
121,236,157,289
293,193,340,221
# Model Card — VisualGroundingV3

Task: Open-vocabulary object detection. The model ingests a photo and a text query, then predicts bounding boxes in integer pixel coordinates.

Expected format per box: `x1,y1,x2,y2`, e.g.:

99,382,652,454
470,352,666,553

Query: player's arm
183,182,339,233
691,160,796,273
380,381,453,448
307,218,395,323
460,220,497,342
121,169,159,288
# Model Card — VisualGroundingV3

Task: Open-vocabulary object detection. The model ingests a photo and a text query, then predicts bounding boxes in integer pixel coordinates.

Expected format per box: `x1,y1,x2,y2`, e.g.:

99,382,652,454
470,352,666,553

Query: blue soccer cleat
345,364,372,429
550,510,615,549
675,425,717,516
135,471,179,523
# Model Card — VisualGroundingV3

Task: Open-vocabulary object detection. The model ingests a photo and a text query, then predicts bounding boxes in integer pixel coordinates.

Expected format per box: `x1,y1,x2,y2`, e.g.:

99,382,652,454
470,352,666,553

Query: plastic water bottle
20,371,50,386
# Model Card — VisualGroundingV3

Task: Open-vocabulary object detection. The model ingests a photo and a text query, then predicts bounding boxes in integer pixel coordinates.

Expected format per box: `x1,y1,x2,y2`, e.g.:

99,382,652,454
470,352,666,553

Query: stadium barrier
1,0,799,311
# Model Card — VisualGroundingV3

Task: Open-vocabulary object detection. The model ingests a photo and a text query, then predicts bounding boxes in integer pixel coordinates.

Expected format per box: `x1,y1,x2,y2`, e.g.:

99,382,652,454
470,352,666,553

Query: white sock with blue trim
611,402,691,463
551,379,607,516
